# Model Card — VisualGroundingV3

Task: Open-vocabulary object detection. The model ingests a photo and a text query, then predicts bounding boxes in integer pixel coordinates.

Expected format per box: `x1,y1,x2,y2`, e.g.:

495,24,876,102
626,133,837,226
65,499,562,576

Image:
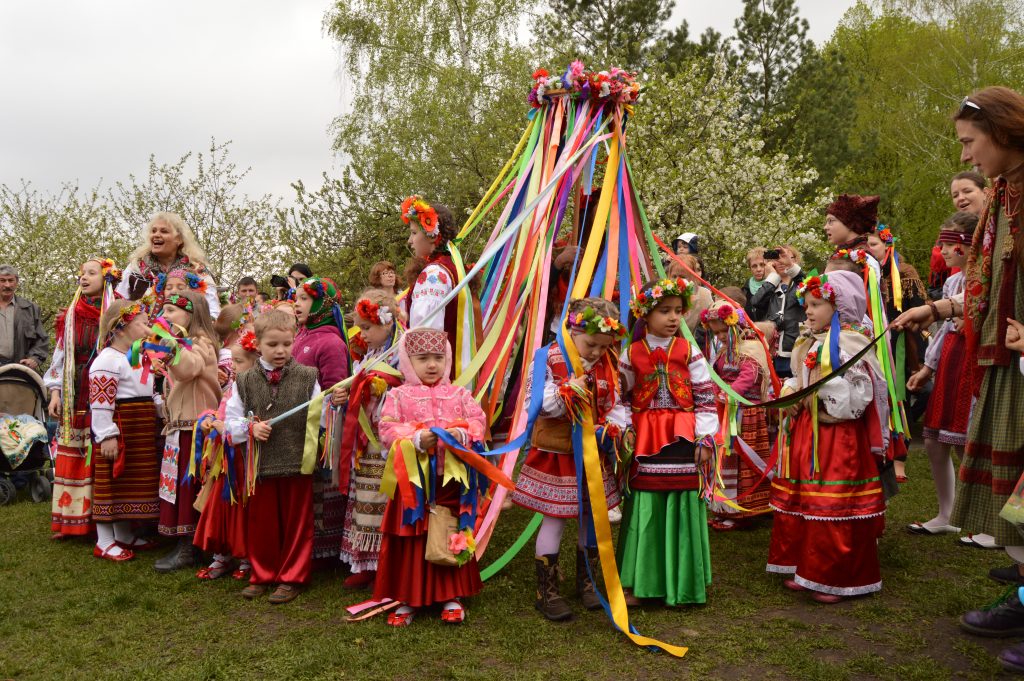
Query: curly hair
431,203,458,250
368,261,397,287
129,212,210,270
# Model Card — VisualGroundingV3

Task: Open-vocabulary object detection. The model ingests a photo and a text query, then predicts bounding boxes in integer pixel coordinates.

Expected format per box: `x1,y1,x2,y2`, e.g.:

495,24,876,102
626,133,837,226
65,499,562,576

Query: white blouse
783,340,874,421
923,272,965,371
223,359,322,444
89,346,155,442
408,263,453,331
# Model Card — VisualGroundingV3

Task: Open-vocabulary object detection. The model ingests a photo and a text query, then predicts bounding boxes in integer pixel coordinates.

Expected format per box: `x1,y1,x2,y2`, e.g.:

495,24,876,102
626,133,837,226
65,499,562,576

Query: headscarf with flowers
300,277,345,332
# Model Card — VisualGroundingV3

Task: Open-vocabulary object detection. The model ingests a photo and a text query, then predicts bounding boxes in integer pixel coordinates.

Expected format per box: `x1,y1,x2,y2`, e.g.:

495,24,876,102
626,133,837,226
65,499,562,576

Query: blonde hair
167,290,220,352
254,309,297,339
354,288,399,327
746,247,766,263
783,245,803,265
129,212,209,270
99,299,143,343
213,303,244,342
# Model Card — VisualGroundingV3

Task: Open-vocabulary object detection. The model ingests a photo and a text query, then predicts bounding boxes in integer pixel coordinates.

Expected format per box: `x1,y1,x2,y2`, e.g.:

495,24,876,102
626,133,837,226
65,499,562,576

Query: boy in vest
224,309,320,604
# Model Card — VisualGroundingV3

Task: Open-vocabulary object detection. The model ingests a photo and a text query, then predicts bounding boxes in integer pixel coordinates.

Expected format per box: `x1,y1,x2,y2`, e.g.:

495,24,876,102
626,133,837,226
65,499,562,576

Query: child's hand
252,421,272,442
211,419,225,433
1007,318,1024,353
784,402,802,419
906,366,933,393
200,419,214,434
331,386,349,406
100,438,119,461
217,367,229,386
47,391,61,419
151,358,166,375
695,445,713,465
445,427,465,444
419,431,438,451
953,317,966,333
569,376,589,391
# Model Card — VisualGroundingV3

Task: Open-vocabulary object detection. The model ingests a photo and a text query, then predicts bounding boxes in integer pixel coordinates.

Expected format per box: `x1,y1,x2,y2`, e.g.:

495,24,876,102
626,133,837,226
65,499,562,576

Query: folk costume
922,268,973,447
46,259,120,536
700,301,772,524
118,253,221,319
617,277,719,606
372,328,489,624
292,277,350,561
767,270,889,599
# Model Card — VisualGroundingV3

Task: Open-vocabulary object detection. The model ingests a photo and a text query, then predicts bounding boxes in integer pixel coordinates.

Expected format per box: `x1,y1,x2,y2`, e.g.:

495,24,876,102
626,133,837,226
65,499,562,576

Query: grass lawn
0,449,1018,680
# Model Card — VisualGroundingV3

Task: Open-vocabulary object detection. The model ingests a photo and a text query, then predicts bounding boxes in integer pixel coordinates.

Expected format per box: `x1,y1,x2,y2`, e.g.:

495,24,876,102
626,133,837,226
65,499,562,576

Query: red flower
804,351,818,370
532,68,549,80
58,491,72,508
417,272,428,284
437,271,448,285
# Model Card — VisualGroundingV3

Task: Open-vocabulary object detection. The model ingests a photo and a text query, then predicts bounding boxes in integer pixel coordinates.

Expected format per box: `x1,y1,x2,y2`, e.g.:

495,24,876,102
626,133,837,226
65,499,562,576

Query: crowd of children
29,177,1022,633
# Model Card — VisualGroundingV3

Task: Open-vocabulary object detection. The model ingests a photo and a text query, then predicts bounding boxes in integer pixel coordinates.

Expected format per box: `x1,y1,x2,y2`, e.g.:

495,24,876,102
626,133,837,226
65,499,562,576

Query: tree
662,21,729,76
631,56,829,285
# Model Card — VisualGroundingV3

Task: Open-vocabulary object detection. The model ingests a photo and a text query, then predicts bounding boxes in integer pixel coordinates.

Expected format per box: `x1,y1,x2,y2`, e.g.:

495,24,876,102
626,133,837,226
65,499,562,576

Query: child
824,194,882,265
373,328,489,626
224,310,320,604
192,330,261,580
88,300,162,560
511,297,629,621
617,278,718,606
292,277,350,561
906,212,978,534
46,257,119,539
214,303,247,390
767,270,889,603
700,300,773,529
337,289,403,589
155,268,207,303
154,291,222,572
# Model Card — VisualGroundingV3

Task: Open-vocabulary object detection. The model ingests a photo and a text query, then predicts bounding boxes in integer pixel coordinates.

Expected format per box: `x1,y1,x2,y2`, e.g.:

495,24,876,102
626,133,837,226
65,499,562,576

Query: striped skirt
339,443,388,573
92,399,160,522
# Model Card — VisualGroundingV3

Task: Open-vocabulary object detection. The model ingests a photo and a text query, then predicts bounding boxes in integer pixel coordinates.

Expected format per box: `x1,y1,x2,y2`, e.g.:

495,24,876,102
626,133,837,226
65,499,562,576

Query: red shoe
116,537,160,552
440,600,466,623
812,592,844,604
709,518,738,532
232,565,251,581
196,561,231,580
895,475,909,484
342,570,376,590
94,544,134,562
386,606,416,627
783,579,807,592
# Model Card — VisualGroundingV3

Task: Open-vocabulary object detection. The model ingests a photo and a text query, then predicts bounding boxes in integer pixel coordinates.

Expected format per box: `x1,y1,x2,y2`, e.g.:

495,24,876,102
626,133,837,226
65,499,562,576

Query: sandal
440,600,466,624
197,559,232,580
232,564,251,581
241,584,268,599
387,605,417,626
783,579,807,592
269,584,303,605
907,521,960,536
93,544,134,562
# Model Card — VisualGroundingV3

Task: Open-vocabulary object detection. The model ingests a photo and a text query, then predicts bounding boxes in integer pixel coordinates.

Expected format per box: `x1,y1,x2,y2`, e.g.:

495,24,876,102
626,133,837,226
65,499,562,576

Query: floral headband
630,277,695,317
355,299,394,327
830,248,869,266
156,269,206,295
165,293,194,314
237,330,259,354
699,303,746,328
300,277,338,302
110,301,144,337
400,195,440,241
85,257,123,285
877,225,895,246
567,306,627,338
795,274,836,306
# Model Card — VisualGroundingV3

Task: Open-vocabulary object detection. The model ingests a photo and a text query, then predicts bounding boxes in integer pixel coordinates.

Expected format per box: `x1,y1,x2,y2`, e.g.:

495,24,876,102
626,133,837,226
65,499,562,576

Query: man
236,276,260,302
746,246,805,379
0,265,49,371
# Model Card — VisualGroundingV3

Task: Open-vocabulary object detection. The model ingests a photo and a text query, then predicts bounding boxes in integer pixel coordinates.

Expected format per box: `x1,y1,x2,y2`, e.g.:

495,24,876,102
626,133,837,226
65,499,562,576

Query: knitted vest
627,338,694,411
237,360,318,478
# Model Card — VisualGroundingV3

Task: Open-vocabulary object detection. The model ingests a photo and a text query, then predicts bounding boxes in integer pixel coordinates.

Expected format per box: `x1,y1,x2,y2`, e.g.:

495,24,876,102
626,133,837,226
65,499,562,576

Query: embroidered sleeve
89,357,121,442
408,264,452,331
44,343,65,392
539,364,568,418
618,347,635,394
688,349,718,438
923,321,950,371
818,355,874,420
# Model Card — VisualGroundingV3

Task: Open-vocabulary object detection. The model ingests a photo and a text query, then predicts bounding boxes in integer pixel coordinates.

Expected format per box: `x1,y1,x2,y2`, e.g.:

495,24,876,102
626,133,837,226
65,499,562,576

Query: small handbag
424,504,459,567
530,416,573,454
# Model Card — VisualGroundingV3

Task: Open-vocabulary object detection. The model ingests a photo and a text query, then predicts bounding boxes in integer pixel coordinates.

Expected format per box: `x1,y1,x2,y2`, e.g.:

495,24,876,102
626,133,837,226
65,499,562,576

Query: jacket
2,296,49,368
748,268,806,355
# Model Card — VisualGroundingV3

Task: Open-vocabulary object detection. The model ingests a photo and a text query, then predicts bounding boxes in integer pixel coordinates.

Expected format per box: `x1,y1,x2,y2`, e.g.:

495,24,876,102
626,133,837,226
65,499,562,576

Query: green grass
0,450,1018,680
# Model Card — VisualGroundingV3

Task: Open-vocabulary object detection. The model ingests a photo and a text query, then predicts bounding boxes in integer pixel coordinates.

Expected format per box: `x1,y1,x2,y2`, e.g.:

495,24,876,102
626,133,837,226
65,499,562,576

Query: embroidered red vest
627,338,694,412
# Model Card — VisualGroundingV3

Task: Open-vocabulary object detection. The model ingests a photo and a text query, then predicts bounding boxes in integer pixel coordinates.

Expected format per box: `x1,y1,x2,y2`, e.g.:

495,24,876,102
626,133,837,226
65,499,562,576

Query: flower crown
400,195,440,241
165,293,194,313
300,278,338,302
87,258,123,285
230,308,252,331
699,303,745,328
156,269,206,295
830,248,869,266
110,301,144,337
877,225,895,246
566,306,627,338
795,275,836,305
237,330,259,354
354,299,394,327
630,277,695,317
528,62,640,109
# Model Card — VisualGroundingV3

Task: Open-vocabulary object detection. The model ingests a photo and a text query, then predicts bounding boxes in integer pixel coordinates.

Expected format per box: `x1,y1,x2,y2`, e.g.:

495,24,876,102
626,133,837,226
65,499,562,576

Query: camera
270,274,289,289
764,249,781,261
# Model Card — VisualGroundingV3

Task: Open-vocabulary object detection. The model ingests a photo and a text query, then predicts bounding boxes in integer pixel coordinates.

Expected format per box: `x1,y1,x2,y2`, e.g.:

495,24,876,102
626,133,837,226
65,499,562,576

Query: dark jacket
3,295,49,368
748,268,806,355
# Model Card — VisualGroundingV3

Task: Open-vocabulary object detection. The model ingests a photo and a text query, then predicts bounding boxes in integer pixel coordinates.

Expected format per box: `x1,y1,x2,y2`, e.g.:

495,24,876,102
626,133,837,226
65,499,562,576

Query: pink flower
570,60,585,78
448,532,468,553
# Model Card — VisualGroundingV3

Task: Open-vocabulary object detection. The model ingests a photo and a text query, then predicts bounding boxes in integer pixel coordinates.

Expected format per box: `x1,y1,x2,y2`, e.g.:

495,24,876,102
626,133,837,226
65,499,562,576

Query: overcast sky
0,0,856,203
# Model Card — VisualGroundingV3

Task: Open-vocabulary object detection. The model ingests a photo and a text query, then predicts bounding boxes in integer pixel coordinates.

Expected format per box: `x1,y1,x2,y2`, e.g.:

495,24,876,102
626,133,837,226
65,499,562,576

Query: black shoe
960,588,1024,638
153,537,197,573
990,564,1024,586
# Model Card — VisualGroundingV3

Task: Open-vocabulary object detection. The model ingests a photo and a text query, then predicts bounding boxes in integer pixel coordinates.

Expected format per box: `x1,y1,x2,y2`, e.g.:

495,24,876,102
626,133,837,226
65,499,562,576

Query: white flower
377,306,394,325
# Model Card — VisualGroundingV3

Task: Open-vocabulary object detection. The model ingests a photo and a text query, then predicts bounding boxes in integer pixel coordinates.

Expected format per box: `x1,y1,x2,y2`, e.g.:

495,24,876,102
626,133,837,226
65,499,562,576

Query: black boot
535,554,573,621
576,547,601,610
961,588,1024,637
154,536,198,573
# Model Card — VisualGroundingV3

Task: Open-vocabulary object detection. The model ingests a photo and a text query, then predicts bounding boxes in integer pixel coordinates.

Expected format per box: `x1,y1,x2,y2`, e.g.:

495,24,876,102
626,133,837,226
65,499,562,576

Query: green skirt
616,489,712,605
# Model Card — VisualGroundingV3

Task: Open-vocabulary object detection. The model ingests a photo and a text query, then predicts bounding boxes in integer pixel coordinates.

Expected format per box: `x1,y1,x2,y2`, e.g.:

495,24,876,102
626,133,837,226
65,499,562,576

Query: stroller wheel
30,473,52,503
0,478,16,506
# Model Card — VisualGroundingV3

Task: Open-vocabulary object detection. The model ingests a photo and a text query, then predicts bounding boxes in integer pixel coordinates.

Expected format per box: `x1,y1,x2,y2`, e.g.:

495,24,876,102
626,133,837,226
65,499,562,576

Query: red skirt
634,409,696,457
50,409,94,536
372,483,482,607
193,469,247,557
714,405,772,518
922,330,972,446
92,399,160,522
511,447,620,518
159,430,200,536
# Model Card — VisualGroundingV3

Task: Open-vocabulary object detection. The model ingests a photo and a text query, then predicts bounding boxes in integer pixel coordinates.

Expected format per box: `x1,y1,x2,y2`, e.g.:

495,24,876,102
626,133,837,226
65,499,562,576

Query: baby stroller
0,364,52,505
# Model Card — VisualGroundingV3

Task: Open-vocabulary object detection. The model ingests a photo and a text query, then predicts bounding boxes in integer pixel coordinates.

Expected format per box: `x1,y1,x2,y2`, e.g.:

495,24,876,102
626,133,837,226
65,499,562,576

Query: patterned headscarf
300,277,344,331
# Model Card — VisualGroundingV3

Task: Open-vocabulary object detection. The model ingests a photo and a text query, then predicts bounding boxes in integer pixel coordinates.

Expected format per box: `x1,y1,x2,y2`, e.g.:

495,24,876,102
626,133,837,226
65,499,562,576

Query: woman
891,88,1024,673
118,212,220,318
368,261,399,298
747,245,806,379
930,172,988,299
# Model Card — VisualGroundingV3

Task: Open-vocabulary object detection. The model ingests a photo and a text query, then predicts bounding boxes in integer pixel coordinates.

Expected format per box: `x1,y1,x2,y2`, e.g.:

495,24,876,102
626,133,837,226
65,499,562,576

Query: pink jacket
293,325,349,390
379,330,486,452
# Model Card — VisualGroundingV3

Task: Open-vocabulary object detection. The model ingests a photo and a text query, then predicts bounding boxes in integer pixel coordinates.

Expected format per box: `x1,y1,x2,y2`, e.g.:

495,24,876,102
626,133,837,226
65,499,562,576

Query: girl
511,298,629,622
193,330,260,580
337,289,402,589
155,268,207,304
88,300,162,560
373,328,489,626
213,303,247,390
906,212,979,534
767,270,889,603
292,277,350,561
700,300,773,529
46,257,119,539
824,194,882,263
154,291,222,572
617,278,718,607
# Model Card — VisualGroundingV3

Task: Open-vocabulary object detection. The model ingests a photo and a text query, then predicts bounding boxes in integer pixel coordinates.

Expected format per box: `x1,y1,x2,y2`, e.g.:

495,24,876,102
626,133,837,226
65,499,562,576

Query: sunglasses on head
960,96,982,114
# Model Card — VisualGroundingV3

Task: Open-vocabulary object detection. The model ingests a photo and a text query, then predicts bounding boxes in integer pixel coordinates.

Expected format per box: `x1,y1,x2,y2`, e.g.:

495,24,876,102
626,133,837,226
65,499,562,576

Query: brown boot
576,547,601,610
535,554,573,621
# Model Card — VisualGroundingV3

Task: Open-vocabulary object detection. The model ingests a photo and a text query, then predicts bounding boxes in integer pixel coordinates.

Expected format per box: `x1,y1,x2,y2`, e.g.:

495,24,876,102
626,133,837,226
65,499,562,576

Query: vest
236,360,318,478
627,338,694,412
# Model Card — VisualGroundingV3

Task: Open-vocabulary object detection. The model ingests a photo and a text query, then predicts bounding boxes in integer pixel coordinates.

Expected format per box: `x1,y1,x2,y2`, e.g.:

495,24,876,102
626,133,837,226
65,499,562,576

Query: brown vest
237,360,318,478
